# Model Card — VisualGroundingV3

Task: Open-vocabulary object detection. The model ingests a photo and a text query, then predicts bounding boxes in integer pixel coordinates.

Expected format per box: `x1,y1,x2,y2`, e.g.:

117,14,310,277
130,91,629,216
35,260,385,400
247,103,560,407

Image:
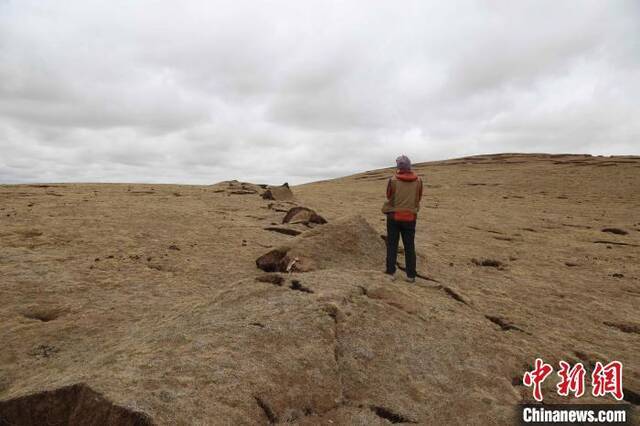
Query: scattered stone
168,245,180,251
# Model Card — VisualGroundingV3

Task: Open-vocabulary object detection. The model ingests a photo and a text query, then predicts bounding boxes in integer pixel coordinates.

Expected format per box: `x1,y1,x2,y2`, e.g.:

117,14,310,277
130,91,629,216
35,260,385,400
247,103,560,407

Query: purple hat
396,155,411,171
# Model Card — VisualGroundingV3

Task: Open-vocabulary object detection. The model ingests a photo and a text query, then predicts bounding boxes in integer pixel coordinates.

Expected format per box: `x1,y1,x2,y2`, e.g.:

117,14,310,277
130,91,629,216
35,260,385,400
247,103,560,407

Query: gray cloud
1,0,639,185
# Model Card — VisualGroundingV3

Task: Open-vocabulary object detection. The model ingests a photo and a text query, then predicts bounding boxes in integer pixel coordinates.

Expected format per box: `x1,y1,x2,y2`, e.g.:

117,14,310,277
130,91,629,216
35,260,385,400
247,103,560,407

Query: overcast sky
1,1,639,184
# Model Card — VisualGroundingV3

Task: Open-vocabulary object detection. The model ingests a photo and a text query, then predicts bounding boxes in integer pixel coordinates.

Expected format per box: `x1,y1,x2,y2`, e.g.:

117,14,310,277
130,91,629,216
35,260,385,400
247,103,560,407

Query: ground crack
603,321,639,334
370,405,417,424
485,315,529,334
254,396,278,424
325,306,344,407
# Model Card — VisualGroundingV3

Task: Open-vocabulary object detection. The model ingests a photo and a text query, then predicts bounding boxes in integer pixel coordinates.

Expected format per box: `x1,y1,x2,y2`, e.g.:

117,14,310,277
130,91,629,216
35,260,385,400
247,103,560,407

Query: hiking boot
385,272,397,281
405,276,416,283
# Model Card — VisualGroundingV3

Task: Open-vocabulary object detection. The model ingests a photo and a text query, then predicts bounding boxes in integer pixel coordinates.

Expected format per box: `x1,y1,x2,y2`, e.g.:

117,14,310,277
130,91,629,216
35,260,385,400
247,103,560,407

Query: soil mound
282,206,327,225
261,183,294,201
256,215,385,272
215,180,265,195
0,383,154,426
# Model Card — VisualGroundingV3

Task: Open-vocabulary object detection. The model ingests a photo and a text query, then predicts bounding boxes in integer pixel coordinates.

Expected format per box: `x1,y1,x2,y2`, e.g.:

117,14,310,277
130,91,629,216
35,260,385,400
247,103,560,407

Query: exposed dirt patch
22,307,64,322
282,206,327,225
601,227,628,235
289,280,313,293
471,258,504,268
0,383,154,425
370,405,417,423
27,344,60,358
603,321,639,334
255,274,284,286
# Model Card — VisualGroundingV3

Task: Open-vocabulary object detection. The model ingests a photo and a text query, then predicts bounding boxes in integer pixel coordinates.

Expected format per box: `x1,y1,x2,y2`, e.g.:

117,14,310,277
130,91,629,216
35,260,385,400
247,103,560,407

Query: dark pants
385,215,417,278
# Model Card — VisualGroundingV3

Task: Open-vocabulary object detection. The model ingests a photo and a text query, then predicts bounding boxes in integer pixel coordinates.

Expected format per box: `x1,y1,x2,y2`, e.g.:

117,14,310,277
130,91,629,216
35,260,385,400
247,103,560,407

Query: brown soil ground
0,153,638,425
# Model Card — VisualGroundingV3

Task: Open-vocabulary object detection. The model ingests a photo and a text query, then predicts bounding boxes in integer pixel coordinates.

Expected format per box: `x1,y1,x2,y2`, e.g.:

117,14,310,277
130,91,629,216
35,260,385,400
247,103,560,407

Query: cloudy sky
1,1,639,184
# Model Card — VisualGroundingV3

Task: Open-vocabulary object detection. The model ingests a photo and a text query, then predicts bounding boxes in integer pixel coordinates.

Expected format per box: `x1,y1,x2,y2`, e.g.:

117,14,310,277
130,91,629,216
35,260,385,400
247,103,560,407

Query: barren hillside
1,153,639,425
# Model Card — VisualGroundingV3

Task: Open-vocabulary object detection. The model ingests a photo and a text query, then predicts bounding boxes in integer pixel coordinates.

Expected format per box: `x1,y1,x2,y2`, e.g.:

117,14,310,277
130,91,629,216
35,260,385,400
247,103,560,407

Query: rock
282,207,327,225
255,215,385,273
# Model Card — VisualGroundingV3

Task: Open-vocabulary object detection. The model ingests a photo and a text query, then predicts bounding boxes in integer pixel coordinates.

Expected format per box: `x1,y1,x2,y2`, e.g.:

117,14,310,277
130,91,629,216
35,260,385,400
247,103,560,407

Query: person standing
382,155,423,283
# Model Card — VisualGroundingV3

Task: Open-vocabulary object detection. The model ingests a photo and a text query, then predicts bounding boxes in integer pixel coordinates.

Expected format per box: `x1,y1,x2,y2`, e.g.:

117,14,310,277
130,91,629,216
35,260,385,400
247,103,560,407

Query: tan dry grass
0,154,639,424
